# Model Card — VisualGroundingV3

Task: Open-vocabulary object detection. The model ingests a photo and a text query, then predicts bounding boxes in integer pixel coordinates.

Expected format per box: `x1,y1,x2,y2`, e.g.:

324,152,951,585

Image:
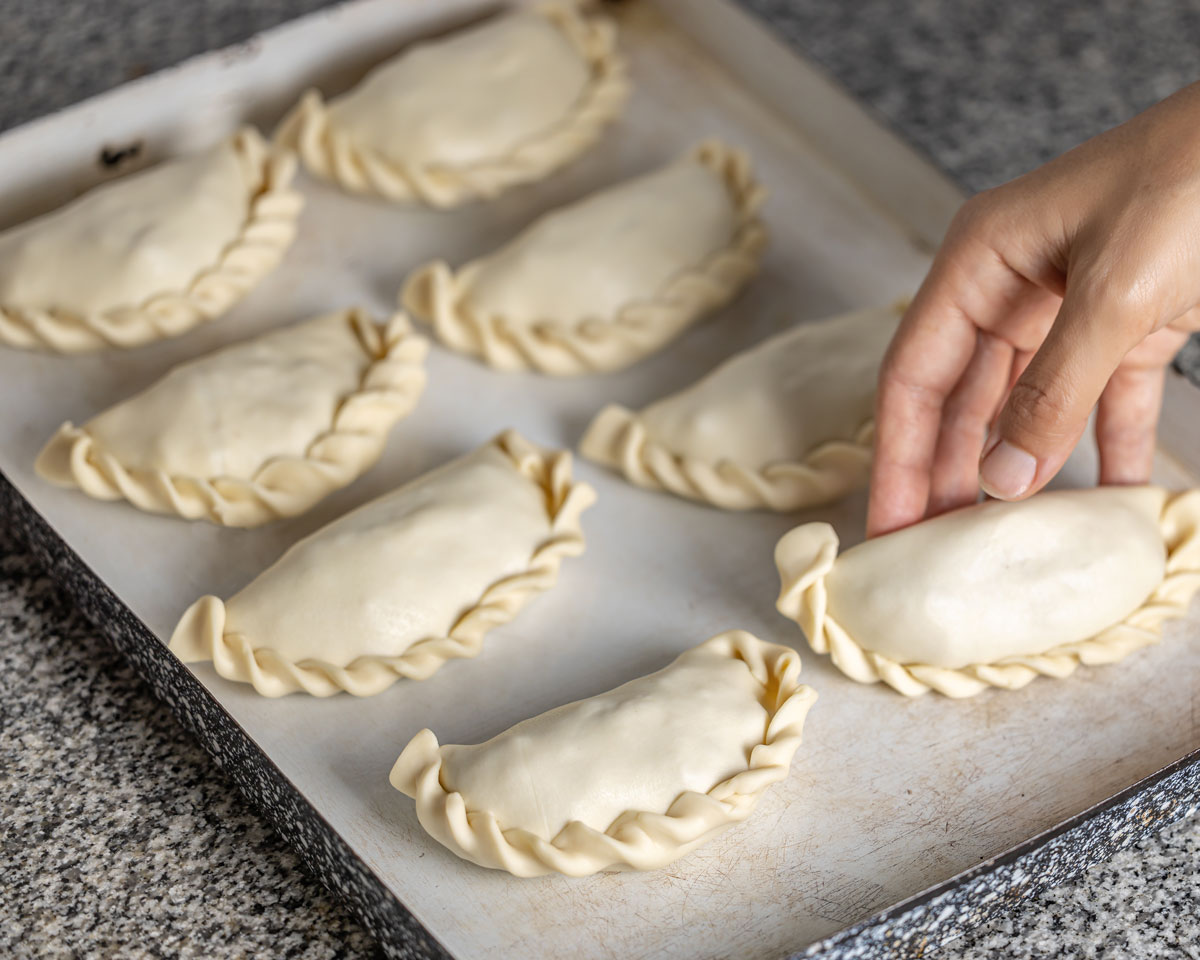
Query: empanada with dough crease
775,486,1200,698
402,141,767,374
170,431,595,697
275,3,629,206
390,630,817,877
0,128,302,352
35,308,427,527
581,302,903,509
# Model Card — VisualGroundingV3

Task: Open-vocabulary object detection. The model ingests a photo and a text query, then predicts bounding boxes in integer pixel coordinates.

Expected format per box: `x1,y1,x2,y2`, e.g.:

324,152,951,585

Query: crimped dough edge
35,309,429,528
389,630,818,877
400,139,768,375
774,489,1200,698
168,430,597,697
274,3,631,206
581,408,874,511
0,127,303,353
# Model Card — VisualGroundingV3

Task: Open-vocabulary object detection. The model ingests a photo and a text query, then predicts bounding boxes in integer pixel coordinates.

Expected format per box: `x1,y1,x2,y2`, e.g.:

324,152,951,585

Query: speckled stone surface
1,1,1199,958
952,814,1200,958
0,520,378,960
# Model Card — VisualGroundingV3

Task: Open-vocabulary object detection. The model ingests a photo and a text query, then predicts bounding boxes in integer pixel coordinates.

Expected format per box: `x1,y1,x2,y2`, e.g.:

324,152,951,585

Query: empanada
36,308,427,527
775,486,1200,698
391,630,816,877
580,303,902,508
169,431,594,696
0,128,302,352
401,141,766,374
275,4,629,206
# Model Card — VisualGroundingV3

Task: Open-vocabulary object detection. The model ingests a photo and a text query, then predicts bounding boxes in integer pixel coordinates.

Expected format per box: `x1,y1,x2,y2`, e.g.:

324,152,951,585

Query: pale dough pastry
581,302,903,509
402,141,767,374
275,4,629,206
390,630,817,876
775,486,1200,697
169,431,595,697
35,308,427,527
0,128,302,352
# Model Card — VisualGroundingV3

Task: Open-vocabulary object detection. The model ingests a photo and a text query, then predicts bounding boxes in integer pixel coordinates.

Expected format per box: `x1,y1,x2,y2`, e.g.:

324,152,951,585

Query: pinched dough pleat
169,431,595,697
276,4,629,206
390,630,817,877
402,141,767,374
581,303,903,509
36,308,427,527
775,486,1200,697
0,128,302,352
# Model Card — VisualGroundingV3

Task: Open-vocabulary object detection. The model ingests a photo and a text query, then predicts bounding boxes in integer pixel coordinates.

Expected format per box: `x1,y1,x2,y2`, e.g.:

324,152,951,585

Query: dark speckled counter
1,2,1199,958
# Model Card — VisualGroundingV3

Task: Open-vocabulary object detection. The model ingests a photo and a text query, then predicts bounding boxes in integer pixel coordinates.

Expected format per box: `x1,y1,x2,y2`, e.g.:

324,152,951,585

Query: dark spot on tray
98,141,143,171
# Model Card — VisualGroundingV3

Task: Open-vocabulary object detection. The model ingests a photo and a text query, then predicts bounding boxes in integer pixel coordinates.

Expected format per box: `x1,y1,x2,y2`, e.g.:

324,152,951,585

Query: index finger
867,249,986,536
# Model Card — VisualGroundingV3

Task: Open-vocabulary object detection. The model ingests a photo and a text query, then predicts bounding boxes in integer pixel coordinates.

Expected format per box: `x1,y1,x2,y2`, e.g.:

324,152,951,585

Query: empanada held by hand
391,630,816,877
0,128,301,352
775,487,1200,698
170,431,595,697
581,303,902,509
36,309,427,527
276,4,629,206
401,141,767,374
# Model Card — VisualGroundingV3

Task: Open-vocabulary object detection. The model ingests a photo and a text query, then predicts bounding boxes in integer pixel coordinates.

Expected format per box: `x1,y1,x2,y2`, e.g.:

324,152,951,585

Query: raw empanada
169,431,594,696
580,303,902,508
390,630,816,876
775,486,1200,698
275,4,629,206
0,128,302,352
36,308,427,527
401,141,767,374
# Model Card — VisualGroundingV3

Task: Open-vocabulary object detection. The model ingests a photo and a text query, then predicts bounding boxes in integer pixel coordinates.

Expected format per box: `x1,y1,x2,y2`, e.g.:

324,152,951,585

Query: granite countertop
1,1,1199,958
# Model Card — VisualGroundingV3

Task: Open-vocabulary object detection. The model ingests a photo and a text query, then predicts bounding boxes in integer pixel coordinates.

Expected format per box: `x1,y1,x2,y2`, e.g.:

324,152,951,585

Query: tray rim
1,0,1198,956
0,471,454,960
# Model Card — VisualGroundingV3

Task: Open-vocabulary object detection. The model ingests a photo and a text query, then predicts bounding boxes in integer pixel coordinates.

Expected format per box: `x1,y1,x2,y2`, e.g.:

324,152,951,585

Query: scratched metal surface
0,2,1197,958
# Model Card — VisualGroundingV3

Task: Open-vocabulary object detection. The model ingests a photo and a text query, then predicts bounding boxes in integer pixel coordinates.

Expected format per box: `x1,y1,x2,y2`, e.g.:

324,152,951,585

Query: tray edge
0,468,452,960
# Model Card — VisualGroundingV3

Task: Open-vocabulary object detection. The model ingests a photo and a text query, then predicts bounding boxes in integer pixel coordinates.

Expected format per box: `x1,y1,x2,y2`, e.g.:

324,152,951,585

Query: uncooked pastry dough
169,431,595,696
580,302,903,508
35,308,427,526
0,128,302,352
402,141,767,374
775,486,1200,697
275,4,629,206
390,630,817,876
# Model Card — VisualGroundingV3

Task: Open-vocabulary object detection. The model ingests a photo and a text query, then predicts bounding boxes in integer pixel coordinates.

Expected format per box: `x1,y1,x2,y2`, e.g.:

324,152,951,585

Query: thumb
979,288,1144,500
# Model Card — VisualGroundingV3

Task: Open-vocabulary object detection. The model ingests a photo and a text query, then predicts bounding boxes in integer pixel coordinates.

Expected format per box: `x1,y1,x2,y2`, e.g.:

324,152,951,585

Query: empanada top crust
462,157,736,325
83,312,369,479
439,650,767,837
223,440,557,663
815,486,1167,668
639,304,900,469
327,9,590,169
0,135,261,317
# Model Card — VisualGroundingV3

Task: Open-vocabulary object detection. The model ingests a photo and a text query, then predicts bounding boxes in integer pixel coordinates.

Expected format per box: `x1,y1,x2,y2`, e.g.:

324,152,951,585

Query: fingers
980,287,1149,500
1096,364,1165,485
926,331,1014,516
1095,326,1190,484
867,297,977,537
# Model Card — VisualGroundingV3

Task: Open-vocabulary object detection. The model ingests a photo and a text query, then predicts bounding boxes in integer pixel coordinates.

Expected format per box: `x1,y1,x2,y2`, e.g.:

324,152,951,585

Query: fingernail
979,440,1037,500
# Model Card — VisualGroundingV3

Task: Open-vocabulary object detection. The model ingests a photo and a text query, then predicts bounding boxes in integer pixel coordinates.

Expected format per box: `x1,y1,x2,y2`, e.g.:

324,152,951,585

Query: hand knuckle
952,192,998,233
1006,380,1067,436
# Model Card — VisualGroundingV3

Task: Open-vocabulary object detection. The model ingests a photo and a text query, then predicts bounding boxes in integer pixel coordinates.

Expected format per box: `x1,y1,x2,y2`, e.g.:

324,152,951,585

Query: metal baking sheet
2,1,1198,958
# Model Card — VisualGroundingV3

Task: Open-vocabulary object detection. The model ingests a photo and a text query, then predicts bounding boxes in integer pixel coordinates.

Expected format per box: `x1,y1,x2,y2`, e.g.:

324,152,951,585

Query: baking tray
3,1,1199,957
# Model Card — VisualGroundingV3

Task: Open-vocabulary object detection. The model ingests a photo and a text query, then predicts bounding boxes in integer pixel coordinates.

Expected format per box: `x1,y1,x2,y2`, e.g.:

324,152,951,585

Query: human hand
867,80,1200,538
